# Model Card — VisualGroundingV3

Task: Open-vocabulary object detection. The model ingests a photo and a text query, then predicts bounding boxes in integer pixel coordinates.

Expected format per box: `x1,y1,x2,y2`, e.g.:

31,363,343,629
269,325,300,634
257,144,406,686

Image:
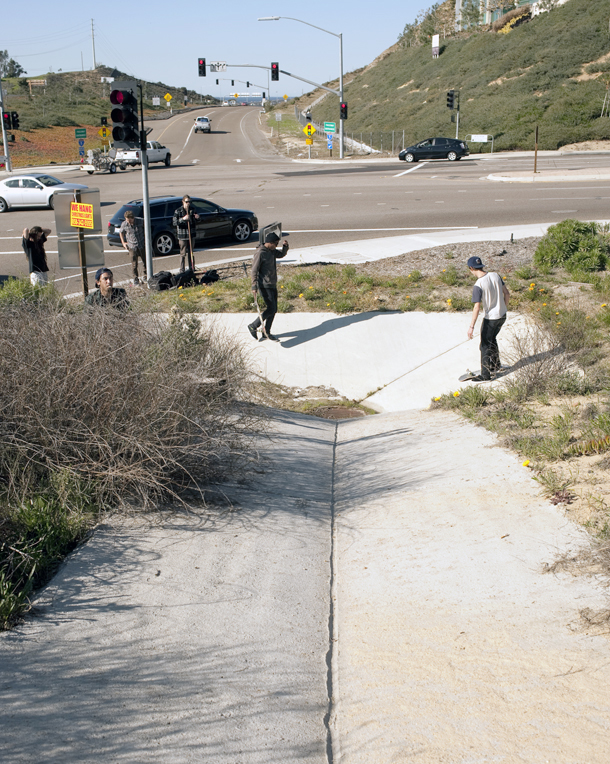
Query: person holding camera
172,195,200,273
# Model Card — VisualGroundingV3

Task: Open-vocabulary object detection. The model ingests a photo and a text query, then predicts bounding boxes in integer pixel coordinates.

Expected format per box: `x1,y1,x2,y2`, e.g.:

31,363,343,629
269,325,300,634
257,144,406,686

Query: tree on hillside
461,0,483,28
485,1,516,14
398,0,456,47
0,51,26,78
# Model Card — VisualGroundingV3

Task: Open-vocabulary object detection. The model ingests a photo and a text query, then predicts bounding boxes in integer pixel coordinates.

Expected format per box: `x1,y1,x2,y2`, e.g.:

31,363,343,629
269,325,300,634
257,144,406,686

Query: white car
194,116,212,133
0,174,88,212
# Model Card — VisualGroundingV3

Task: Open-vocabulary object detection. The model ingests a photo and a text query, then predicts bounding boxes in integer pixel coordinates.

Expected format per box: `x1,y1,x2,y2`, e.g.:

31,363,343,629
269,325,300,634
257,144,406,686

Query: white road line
174,124,196,162
394,162,429,178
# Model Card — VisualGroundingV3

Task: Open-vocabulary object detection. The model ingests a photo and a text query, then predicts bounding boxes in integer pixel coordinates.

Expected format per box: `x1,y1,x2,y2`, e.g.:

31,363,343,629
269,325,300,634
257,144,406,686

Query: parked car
194,116,212,133
0,174,88,212
107,196,258,256
398,137,469,163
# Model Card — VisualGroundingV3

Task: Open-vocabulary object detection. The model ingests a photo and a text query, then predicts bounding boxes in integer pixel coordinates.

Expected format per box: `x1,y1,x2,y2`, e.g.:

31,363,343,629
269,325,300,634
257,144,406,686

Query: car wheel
232,220,252,242
165,154,171,167
87,170,94,175
404,153,416,163
119,163,127,171
153,231,176,256
109,163,117,174
447,151,458,161
0,197,7,213
48,195,55,210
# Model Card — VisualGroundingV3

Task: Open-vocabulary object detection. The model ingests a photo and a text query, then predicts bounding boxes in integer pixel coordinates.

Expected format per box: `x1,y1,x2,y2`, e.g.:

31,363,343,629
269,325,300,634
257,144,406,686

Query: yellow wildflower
523,460,530,467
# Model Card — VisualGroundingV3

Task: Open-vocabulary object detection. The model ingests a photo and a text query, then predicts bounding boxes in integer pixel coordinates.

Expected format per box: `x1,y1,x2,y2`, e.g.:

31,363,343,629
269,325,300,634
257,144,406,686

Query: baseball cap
467,256,484,269
95,267,112,281
265,231,280,243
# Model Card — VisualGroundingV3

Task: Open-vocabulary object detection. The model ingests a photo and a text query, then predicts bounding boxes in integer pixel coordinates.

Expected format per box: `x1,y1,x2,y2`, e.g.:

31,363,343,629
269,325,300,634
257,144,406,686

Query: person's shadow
277,310,401,348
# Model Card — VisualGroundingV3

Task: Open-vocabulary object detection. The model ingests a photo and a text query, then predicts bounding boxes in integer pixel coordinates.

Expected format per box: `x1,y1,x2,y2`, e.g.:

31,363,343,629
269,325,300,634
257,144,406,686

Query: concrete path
2,408,610,763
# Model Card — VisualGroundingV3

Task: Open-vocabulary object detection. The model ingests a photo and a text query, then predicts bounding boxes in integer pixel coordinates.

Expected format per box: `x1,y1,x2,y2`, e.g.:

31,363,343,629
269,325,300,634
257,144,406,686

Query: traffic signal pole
0,73,12,172
138,83,154,281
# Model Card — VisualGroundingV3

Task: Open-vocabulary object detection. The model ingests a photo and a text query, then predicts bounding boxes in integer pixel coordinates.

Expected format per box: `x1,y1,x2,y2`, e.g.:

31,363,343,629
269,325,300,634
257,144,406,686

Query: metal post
91,19,97,69
392,131,394,155
534,125,539,173
74,190,88,297
0,72,12,172
339,32,344,159
455,95,460,140
138,83,154,280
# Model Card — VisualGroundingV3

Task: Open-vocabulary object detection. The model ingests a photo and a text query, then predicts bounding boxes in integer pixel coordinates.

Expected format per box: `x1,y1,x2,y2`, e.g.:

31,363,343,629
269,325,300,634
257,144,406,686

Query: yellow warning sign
305,138,313,145
164,92,172,101
70,202,94,229
303,122,316,137
98,127,111,139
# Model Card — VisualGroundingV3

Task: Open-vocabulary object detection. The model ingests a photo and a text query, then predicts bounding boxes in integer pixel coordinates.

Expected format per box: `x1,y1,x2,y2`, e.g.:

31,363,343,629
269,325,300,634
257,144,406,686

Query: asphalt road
2,105,610,294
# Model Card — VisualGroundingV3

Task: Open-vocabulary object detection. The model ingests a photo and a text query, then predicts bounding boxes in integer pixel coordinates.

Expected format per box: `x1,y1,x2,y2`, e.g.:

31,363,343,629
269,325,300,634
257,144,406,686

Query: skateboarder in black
248,231,289,342
466,256,510,381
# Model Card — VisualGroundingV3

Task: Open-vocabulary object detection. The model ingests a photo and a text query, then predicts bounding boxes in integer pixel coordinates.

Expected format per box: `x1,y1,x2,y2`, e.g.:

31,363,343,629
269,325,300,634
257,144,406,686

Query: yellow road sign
98,127,111,138
303,122,316,137
305,138,313,145
283,94,288,100
164,93,172,101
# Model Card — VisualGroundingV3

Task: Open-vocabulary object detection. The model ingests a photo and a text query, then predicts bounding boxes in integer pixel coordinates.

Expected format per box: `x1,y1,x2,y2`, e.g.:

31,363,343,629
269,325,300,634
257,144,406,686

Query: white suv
194,116,211,133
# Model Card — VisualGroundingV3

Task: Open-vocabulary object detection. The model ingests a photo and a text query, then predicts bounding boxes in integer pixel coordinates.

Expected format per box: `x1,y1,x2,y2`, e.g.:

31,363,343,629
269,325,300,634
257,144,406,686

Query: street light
258,15,344,159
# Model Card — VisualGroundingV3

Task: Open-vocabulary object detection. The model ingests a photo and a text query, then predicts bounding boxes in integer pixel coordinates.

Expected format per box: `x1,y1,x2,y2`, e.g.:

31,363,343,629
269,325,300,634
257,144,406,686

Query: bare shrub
0,301,261,510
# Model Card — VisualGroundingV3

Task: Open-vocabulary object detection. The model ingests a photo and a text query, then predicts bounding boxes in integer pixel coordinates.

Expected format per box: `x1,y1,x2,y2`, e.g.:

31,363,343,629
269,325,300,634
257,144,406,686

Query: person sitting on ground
248,231,289,342
466,256,510,381
22,226,52,286
85,268,129,310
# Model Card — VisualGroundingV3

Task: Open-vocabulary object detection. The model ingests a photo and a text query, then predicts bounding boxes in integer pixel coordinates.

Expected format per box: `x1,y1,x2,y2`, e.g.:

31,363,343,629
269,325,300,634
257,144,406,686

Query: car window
5,179,19,188
22,179,43,189
36,175,63,187
418,140,432,147
166,200,183,217
191,200,219,215
150,203,166,218
113,204,142,224
433,138,448,146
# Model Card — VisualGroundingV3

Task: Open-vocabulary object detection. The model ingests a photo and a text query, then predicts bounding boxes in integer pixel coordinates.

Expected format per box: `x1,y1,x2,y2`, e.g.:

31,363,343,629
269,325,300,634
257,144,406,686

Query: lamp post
258,15,344,159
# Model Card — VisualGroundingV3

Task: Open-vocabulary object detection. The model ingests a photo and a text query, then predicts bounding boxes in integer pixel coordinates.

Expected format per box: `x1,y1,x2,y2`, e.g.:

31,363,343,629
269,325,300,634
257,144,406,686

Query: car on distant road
398,137,469,163
0,174,88,212
107,196,258,256
194,116,211,133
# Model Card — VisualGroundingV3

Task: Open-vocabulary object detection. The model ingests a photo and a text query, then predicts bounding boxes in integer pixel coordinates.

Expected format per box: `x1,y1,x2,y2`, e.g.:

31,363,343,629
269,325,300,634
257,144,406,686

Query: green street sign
324,122,336,134
75,128,87,138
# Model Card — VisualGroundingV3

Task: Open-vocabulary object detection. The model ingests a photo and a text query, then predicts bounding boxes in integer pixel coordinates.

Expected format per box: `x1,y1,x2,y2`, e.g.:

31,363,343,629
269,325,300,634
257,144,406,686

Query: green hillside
0,65,217,133
307,0,610,151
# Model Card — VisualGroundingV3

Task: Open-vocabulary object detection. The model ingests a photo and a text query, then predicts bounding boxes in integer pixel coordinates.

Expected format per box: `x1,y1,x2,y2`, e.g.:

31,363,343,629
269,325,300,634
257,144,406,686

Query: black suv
398,137,469,163
107,196,258,256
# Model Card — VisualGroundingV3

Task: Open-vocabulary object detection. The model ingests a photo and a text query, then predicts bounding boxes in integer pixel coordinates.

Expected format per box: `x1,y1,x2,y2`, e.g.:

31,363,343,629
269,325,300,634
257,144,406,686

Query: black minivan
107,196,258,256
398,137,469,163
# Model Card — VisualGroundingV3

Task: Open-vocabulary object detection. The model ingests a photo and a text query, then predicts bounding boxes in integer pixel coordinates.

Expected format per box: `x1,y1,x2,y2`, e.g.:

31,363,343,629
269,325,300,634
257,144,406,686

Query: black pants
251,285,278,333
480,315,506,379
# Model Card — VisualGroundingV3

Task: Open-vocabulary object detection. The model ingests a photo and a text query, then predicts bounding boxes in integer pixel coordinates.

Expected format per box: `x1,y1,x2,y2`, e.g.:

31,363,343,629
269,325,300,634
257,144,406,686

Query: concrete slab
211,313,518,411
332,409,610,763
0,412,334,764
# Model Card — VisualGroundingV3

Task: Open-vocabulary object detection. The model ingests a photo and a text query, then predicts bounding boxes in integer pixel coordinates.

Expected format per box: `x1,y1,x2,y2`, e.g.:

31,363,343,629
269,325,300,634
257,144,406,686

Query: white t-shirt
472,272,506,320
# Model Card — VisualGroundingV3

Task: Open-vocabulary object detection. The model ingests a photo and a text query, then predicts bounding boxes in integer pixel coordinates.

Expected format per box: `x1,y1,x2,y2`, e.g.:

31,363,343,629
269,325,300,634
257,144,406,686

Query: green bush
534,220,608,275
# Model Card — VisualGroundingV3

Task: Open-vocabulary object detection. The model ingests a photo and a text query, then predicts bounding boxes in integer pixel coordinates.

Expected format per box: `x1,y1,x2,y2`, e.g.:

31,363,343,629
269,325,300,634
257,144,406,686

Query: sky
1,0,426,99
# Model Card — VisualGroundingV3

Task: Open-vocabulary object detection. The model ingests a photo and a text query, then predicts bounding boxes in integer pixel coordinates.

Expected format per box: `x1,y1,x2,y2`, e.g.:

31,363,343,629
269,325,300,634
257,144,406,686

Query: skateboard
459,367,510,382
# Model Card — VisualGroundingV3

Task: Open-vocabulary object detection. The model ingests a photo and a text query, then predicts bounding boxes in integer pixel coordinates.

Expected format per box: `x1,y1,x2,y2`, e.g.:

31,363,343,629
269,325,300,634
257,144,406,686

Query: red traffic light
340,102,348,120
271,62,279,81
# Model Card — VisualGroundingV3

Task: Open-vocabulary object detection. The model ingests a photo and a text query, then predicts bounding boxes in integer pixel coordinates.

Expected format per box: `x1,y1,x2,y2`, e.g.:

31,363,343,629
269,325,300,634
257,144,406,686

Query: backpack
148,271,175,291
200,269,219,284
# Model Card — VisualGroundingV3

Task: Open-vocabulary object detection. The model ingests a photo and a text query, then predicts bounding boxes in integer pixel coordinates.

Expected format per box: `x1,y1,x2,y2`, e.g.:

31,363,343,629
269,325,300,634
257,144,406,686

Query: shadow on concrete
278,311,401,348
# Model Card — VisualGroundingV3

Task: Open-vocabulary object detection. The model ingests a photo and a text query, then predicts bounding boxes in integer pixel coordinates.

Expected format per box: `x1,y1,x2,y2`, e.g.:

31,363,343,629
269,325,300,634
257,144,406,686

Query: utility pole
138,83,153,280
91,19,97,70
0,72,12,172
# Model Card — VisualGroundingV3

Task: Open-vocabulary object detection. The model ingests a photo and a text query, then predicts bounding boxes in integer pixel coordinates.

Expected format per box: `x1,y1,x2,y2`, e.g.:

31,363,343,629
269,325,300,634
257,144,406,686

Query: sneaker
133,277,140,285
247,324,258,340
266,333,281,342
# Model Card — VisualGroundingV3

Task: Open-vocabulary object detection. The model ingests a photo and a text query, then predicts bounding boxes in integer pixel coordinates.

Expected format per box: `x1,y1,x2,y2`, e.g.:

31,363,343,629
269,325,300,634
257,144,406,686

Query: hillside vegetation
0,65,216,134
304,0,610,151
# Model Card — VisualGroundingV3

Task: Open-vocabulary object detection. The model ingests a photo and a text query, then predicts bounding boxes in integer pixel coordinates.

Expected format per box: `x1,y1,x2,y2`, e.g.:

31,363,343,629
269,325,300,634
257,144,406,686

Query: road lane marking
174,124,196,161
394,161,429,177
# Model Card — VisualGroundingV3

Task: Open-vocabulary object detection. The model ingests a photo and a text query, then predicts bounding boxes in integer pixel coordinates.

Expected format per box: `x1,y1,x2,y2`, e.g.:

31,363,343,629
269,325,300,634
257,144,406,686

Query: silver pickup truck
114,141,171,168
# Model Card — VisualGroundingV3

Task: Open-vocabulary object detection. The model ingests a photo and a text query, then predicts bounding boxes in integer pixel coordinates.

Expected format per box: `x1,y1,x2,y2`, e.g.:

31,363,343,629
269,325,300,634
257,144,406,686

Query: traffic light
101,117,107,126
110,85,139,148
447,90,455,109
340,102,348,120
271,62,279,81
231,80,234,87
2,112,10,131
10,112,19,129
263,91,266,99
198,58,206,77
215,79,219,85
246,81,250,88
